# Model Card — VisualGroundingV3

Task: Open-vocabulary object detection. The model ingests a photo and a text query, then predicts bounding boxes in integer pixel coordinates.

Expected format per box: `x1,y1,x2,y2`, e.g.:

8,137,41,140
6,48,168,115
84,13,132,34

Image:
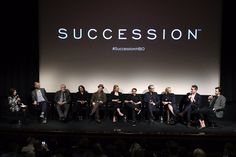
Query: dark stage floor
1,118,236,139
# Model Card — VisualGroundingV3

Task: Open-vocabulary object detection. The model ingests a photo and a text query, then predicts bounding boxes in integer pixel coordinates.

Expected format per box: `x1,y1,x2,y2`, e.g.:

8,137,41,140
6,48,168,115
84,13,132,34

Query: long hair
113,85,119,92
78,85,86,93
9,88,16,97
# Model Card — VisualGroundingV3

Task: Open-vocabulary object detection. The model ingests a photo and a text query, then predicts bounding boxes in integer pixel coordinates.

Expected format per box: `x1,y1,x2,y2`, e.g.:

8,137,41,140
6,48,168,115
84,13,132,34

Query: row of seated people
8,82,226,129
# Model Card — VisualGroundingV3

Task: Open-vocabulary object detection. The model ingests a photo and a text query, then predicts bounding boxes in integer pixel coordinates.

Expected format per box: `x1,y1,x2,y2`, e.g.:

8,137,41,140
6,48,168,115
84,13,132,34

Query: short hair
132,88,137,92
192,85,198,90
215,87,222,93
193,148,206,157
148,85,154,89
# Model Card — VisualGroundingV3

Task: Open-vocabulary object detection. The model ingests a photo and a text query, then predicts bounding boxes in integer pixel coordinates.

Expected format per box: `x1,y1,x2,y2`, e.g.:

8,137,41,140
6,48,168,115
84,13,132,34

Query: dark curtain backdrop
0,1,235,118
0,1,39,108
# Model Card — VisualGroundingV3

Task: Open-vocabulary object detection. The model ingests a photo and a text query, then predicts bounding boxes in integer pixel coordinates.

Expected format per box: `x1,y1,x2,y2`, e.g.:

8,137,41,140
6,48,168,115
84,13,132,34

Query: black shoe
178,112,184,117
96,119,101,124
187,123,192,128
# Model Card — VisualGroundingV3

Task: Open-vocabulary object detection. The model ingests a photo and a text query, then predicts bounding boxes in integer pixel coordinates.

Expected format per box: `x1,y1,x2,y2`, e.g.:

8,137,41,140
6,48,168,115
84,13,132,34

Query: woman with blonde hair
110,85,126,123
161,87,177,124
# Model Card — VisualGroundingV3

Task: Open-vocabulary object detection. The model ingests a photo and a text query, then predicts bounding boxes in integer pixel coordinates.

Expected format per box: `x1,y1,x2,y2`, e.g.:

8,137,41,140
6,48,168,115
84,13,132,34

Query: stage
1,119,236,139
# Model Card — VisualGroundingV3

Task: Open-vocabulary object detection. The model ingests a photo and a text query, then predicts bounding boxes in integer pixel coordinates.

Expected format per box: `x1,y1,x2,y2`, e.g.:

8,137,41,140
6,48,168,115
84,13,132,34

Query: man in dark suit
54,84,71,121
179,85,201,128
143,85,160,123
31,82,49,124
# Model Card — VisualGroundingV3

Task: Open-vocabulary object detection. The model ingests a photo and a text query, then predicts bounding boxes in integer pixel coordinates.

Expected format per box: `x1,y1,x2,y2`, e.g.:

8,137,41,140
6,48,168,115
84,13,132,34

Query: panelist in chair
8,88,27,125
54,84,71,121
198,87,226,128
178,85,201,128
144,85,160,123
73,85,89,121
31,82,49,124
90,84,107,123
161,87,177,124
110,85,126,123
124,88,142,124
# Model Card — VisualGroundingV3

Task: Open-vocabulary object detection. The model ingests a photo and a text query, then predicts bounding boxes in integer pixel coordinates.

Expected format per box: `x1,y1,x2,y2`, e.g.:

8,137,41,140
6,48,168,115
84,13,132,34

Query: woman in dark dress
161,87,177,124
110,85,126,123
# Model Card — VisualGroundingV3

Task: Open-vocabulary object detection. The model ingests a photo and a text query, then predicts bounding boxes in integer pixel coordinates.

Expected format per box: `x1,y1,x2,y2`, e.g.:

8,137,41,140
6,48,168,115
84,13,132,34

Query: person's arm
90,93,95,105
194,94,201,106
31,90,37,105
67,90,71,103
143,93,148,103
134,96,142,105
103,93,107,103
155,93,160,105
54,92,59,104
124,95,132,103
215,96,226,111
8,97,15,106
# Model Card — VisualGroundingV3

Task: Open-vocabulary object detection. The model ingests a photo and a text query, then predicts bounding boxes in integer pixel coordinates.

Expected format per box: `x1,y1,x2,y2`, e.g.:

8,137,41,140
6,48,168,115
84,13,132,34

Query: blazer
186,92,201,107
90,91,107,104
143,92,160,105
31,88,48,103
209,95,226,118
54,89,71,104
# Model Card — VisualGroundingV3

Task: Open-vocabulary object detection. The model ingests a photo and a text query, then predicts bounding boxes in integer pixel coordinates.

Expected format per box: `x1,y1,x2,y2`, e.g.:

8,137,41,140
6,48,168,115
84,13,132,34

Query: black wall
1,1,235,120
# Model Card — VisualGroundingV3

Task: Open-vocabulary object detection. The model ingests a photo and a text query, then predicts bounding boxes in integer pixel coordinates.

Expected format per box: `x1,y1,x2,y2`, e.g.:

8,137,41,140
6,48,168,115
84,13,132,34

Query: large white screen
39,0,221,94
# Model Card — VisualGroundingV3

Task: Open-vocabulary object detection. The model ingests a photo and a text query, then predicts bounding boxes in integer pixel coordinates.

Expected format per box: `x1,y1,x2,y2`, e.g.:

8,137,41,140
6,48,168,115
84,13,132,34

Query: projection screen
39,0,222,94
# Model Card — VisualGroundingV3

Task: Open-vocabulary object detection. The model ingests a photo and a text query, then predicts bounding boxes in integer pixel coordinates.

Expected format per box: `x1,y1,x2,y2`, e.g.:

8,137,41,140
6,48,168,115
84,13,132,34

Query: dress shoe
187,123,192,128
96,119,101,123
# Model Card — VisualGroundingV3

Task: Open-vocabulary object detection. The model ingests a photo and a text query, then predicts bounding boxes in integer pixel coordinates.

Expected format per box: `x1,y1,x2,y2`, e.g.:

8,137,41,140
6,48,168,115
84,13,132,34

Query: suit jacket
143,92,160,105
210,95,226,118
54,89,71,104
90,91,107,104
186,92,201,108
31,88,48,103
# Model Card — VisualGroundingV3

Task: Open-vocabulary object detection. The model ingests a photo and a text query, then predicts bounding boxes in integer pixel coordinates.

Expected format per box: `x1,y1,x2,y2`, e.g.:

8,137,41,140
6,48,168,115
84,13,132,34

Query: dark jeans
127,103,140,121
39,101,48,117
182,103,198,123
148,103,160,120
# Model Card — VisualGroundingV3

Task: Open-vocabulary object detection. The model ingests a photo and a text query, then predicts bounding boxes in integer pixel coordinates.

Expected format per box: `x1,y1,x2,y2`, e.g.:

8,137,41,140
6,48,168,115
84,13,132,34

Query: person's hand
92,102,96,106
117,101,121,103
33,101,37,105
17,97,21,101
99,101,103,104
213,108,216,112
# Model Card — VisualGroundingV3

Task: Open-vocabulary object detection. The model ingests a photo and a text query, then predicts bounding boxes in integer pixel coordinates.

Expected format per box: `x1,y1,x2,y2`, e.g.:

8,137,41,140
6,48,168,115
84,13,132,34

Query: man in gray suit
208,87,226,118
208,87,226,125
54,84,71,121
31,82,49,124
